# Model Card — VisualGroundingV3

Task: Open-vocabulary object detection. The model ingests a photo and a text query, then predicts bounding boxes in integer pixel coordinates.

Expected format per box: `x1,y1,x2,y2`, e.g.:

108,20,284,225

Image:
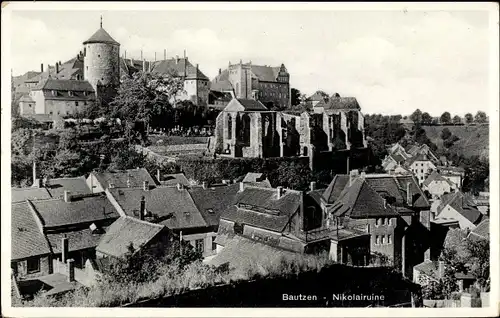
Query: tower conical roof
83,27,119,45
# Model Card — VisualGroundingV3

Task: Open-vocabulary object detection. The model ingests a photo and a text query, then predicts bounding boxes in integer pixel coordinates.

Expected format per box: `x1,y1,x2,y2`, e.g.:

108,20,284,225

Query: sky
7,5,495,116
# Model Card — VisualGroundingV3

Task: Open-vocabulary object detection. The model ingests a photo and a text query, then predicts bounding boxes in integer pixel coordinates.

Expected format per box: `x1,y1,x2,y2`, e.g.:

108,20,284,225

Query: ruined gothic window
239,113,251,146
227,115,232,139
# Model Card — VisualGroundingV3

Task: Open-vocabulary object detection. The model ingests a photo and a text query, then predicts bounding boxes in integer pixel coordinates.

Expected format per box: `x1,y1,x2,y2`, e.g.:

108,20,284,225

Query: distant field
423,125,489,159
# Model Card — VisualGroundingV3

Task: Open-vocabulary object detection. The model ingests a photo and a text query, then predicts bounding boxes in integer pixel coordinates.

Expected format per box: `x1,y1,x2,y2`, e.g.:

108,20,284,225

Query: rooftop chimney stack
143,181,149,191
177,183,183,191
41,63,44,73
67,259,75,282
219,68,221,75
202,181,208,189
61,236,69,263
164,49,166,60
239,182,245,192
140,196,146,220
64,191,71,203
277,186,284,199
156,169,161,182
55,62,59,74
142,59,146,72
310,181,316,192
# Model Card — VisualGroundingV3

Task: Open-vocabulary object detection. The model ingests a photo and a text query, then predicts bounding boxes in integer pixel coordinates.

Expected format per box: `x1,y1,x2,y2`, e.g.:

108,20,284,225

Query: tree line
409,109,488,126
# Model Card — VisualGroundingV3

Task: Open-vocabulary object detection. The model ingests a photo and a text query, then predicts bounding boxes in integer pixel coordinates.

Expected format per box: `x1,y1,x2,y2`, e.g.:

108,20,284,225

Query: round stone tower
83,17,120,91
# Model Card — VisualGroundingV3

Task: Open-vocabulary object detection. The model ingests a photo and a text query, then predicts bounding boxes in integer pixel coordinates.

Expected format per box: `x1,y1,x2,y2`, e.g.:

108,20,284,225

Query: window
376,218,381,226
51,90,57,96
388,235,392,244
381,235,385,245
26,258,40,273
49,111,53,115
375,235,380,245
86,66,89,71
212,236,217,251
195,239,204,253
75,102,79,107
98,54,101,58
421,169,424,173
68,91,73,97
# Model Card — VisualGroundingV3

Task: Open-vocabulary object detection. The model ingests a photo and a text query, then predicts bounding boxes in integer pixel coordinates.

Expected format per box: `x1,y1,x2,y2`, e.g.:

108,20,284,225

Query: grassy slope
423,125,489,159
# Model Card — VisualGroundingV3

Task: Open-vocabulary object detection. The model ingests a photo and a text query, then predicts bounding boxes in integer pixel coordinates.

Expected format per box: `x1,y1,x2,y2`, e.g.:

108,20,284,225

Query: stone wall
84,42,120,91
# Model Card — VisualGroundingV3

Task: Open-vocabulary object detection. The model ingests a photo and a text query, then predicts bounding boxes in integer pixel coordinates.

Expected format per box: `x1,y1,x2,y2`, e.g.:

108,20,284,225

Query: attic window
206,208,214,214
51,90,57,96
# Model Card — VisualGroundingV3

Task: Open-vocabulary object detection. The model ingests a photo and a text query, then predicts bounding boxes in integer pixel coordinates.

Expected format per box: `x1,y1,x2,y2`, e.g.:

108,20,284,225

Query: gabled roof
83,27,119,45
189,184,240,227
33,79,94,92
242,173,272,188
322,175,349,204
19,95,34,102
438,192,482,225
406,153,435,167
96,217,167,259
151,57,209,80
308,91,329,102
47,227,109,254
422,171,455,188
328,178,399,218
323,97,360,110
92,168,157,190
11,202,52,261
44,176,92,198
29,194,119,228
248,64,281,82
221,186,302,232
11,187,52,203
160,173,190,187
107,186,207,230
469,218,489,240
223,98,268,112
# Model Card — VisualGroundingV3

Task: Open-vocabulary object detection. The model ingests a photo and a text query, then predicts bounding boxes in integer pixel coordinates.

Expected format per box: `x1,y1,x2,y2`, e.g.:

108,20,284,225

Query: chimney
55,62,59,74
407,182,412,206
108,182,115,189
140,196,146,220
61,236,69,263
277,186,284,199
143,180,149,191
164,49,166,60
64,190,71,203
141,50,143,60
383,198,387,208
124,50,127,59
177,183,183,191
142,59,146,72
154,52,157,62
438,260,445,279
239,182,245,192
67,259,75,282
202,181,208,189
176,55,179,63
156,169,161,182
310,181,316,192
41,63,44,72
219,68,221,75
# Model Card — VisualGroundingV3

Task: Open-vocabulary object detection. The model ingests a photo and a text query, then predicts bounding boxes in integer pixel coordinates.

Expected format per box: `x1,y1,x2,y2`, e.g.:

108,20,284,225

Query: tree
465,238,490,291
291,88,301,107
440,128,452,140
410,109,423,124
110,71,184,134
465,113,474,124
421,112,432,125
452,115,461,125
440,112,451,125
474,111,487,124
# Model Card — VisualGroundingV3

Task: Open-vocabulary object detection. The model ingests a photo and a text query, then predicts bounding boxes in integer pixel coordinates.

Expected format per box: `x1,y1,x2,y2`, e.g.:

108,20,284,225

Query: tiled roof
47,227,109,253
469,218,489,240
323,97,360,110
92,168,157,190
308,91,329,102
208,235,305,279
329,178,399,218
242,173,272,188
322,175,349,204
29,194,119,228
11,202,52,260
248,64,281,82
160,173,190,187
447,193,483,225
45,177,92,199
423,171,454,187
108,187,207,230
189,184,240,227
151,58,209,80
19,95,34,102
390,154,405,163
221,186,302,232
33,78,95,92
96,217,167,259
393,175,430,208
11,187,52,203
83,27,119,45
210,79,233,92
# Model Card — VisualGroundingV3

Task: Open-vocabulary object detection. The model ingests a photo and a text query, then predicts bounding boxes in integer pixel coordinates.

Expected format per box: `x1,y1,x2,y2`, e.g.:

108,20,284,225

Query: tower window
75,102,79,106
98,54,101,58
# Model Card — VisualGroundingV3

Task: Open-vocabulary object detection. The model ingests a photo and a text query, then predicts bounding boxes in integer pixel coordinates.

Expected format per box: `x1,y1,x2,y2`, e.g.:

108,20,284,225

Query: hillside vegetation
423,125,489,159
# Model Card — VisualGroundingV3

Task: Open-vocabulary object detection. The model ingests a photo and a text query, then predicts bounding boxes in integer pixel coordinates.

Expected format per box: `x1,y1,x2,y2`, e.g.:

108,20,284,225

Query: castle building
211,61,291,110
213,94,367,160
16,19,121,119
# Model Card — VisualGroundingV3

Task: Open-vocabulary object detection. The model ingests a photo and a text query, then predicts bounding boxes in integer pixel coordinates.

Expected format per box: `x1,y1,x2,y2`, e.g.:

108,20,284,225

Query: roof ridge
122,216,165,229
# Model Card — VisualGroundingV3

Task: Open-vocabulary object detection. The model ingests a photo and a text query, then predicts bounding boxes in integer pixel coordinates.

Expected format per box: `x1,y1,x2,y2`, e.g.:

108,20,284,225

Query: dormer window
51,90,57,96
83,91,87,96
68,91,74,97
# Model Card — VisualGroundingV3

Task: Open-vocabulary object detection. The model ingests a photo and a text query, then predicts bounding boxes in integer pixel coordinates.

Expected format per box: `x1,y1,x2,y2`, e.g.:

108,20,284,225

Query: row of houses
12,165,441,299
